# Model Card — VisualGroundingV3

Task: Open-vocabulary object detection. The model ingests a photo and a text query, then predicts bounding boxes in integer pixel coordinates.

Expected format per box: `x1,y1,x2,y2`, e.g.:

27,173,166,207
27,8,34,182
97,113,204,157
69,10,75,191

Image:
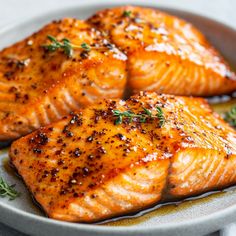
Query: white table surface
0,0,235,235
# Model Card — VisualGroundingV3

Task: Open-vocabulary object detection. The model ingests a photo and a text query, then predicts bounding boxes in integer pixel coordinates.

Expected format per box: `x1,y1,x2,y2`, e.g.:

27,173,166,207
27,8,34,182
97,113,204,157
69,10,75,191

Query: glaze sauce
2,149,234,226
100,189,229,226
1,95,236,225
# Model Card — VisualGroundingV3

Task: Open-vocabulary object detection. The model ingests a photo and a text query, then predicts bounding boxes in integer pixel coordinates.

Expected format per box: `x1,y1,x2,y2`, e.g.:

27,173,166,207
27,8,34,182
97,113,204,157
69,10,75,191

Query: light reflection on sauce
101,190,228,226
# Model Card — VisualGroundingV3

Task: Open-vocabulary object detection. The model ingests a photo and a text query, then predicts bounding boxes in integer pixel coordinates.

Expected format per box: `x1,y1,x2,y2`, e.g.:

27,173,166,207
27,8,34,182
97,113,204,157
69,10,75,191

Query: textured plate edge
0,0,235,235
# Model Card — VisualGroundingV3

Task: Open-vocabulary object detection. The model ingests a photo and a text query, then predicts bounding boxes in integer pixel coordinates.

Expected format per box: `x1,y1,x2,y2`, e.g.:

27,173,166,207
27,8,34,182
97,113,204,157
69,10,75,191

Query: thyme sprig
80,42,91,51
43,35,104,57
123,10,132,17
0,177,20,200
43,35,74,57
224,106,236,128
113,106,165,127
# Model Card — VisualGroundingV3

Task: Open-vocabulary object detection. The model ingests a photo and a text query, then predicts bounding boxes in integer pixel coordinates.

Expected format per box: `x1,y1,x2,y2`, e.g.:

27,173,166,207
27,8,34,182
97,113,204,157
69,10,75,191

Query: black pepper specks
116,133,126,141
63,125,74,137
82,167,89,176
33,148,42,154
73,148,82,157
97,146,106,154
37,133,49,145
86,136,93,142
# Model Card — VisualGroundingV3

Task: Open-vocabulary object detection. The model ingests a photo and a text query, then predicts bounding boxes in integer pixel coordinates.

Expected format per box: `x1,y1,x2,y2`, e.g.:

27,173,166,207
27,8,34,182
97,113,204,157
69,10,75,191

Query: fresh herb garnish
0,177,20,200
224,106,236,127
43,35,73,57
80,42,91,52
43,35,93,57
113,106,165,126
43,35,110,57
156,106,165,127
123,10,132,17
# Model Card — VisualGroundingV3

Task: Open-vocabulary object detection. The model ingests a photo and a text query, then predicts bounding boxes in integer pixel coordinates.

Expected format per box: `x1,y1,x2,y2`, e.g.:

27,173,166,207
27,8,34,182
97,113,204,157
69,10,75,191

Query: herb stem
0,177,20,200
43,35,109,57
113,106,165,127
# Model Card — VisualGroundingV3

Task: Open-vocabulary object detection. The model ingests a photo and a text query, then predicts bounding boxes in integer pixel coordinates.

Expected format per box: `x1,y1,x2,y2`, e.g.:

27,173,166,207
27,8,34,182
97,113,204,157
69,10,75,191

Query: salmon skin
88,6,236,96
0,18,127,141
9,92,236,223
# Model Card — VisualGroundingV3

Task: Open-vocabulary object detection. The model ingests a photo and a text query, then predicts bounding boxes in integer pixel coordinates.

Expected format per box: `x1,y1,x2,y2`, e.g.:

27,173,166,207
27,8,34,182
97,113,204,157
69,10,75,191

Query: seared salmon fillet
88,6,236,96
9,92,236,222
1,7,236,141
0,18,127,141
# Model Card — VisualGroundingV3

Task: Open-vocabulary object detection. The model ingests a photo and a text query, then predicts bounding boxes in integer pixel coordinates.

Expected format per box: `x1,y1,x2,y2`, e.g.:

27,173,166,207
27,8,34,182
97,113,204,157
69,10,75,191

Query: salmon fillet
0,18,127,141
9,92,236,222
88,6,236,96
1,7,236,141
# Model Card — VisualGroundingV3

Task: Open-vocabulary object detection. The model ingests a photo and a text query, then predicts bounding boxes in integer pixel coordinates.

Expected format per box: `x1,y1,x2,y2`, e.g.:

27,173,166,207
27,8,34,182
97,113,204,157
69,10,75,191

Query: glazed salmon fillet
88,6,236,96
1,7,236,141
0,18,127,141
9,92,236,222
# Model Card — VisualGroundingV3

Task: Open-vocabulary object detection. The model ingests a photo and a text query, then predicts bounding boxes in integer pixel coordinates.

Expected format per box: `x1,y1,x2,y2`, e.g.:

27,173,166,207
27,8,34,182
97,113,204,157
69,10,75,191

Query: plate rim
0,0,236,235
1,193,236,232
0,0,235,38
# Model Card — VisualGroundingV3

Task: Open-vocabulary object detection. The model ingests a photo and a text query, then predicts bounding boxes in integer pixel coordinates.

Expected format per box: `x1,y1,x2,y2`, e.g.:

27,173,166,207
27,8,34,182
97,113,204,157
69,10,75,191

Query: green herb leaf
224,106,236,127
156,106,165,127
43,35,61,52
143,107,152,117
115,115,123,125
113,106,165,126
61,38,73,57
43,35,109,57
81,42,91,52
123,10,132,17
47,35,59,44
43,36,92,58
43,35,73,57
0,177,20,200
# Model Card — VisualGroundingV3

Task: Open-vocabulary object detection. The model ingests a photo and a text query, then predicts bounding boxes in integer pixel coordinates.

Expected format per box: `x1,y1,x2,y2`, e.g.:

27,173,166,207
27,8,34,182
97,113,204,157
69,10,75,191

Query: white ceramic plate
0,1,236,236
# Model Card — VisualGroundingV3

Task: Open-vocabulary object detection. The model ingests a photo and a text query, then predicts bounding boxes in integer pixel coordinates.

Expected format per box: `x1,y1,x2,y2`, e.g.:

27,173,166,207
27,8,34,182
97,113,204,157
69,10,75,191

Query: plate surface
0,1,236,236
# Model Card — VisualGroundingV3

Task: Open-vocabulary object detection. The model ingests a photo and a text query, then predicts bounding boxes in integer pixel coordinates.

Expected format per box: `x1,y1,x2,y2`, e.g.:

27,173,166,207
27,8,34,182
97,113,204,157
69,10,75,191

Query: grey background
0,0,235,235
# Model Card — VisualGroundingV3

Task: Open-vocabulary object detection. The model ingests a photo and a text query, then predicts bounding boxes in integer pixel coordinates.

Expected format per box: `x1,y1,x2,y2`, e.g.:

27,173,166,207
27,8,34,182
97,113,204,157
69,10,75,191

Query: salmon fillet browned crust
1,6,236,141
0,18,127,141
88,6,236,96
9,92,236,223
